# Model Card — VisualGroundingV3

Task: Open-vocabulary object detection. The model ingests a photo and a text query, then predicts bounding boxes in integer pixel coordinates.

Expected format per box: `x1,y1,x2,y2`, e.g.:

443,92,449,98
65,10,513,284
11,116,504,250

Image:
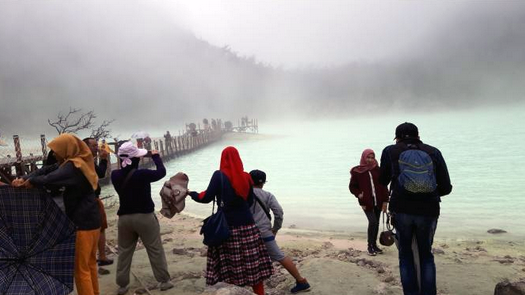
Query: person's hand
151,150,159,156
382,202,388,213
99,149,108,160
22,179,33,188
361,205,367,210
272,229,278,236
11,178,25,187
358,192,364,199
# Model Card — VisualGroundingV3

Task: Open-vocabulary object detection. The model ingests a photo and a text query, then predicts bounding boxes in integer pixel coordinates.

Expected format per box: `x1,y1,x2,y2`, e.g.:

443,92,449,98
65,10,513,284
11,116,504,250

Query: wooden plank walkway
0,118,258,184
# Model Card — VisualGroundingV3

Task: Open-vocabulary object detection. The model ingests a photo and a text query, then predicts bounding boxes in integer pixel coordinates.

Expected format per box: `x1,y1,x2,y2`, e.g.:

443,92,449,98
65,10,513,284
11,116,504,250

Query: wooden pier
0,118,259,185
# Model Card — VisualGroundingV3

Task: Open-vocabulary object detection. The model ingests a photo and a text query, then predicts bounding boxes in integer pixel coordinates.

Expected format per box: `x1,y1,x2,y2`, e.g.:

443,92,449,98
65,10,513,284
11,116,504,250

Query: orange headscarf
47,133,98,191
219,146,253,200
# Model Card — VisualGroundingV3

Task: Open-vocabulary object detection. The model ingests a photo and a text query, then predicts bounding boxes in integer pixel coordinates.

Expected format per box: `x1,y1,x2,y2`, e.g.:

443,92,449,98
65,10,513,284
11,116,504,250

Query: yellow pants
75,229,100,295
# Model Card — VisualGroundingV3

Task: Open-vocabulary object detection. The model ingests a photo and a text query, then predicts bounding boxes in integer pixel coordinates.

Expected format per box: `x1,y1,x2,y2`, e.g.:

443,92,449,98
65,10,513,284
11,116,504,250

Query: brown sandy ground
77,198,525,295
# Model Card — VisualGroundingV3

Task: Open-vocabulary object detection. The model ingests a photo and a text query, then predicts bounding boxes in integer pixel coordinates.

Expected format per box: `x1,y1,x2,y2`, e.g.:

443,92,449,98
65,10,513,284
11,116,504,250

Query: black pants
364,206,381,246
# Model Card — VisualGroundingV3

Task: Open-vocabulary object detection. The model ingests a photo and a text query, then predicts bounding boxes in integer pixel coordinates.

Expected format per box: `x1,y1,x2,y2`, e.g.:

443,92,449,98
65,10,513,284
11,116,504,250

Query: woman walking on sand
188,146,273,295
349,149,390,256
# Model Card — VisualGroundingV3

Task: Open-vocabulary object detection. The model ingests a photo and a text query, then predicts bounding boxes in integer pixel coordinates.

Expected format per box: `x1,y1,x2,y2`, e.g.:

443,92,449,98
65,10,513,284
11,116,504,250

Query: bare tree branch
47,107,97,134
90,119,115,140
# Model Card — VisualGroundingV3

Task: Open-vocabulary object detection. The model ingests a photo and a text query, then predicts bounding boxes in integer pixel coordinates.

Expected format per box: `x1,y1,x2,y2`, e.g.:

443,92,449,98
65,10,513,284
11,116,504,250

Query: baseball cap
395,122,419,140
249,169,266,185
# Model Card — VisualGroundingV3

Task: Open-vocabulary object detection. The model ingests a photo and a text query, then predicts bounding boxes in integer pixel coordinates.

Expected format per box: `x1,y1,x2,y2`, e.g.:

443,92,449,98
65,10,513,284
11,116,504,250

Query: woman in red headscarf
188,147,273,295
349,149,390,256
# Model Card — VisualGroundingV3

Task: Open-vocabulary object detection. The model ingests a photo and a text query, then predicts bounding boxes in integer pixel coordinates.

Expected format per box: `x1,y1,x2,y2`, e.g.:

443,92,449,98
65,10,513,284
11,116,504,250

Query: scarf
219,146,253,200
351,149,378,174
48,133,98,191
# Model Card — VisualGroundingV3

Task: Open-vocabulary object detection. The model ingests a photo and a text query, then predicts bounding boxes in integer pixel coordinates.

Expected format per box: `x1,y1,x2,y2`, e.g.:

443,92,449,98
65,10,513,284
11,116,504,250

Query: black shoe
373,244,383,254
367,245,377,256
97,259,114,266
291,280,311,293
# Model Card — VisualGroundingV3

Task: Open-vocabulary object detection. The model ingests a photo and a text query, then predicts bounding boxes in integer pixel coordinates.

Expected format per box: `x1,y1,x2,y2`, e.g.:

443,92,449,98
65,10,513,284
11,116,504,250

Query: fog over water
1,1,524,136
2,1,525,237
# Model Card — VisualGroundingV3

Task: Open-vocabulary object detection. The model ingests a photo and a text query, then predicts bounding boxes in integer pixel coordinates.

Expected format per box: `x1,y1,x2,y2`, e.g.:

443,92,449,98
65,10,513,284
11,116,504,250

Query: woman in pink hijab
349,149,390,256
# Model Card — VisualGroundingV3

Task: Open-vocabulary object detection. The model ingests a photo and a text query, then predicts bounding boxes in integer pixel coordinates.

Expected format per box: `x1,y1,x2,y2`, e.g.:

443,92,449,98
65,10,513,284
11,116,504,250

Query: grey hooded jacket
251,187,284,238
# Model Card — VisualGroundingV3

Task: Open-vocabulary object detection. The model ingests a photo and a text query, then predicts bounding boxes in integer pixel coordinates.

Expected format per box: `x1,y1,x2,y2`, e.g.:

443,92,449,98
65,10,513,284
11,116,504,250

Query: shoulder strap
118,168,136,193
254,194,272,221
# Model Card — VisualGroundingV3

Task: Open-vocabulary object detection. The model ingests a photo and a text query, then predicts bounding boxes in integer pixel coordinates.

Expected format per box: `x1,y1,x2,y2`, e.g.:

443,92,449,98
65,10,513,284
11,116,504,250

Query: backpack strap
254,194,272,221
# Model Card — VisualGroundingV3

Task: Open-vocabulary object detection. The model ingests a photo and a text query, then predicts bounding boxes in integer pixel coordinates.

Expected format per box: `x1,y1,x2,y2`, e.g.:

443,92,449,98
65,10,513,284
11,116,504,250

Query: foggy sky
0,1,524,136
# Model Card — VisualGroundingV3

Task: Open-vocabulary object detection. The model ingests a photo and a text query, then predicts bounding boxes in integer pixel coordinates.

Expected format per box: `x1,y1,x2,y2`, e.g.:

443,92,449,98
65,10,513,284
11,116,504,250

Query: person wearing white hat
111,141,173,294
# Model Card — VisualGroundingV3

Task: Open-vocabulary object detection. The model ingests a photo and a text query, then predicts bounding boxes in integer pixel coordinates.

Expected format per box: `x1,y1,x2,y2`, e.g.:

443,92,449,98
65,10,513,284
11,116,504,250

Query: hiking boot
373,244,383,254
160,282,174,291
367,245,377,256
291,279,311,293
117,286,129,295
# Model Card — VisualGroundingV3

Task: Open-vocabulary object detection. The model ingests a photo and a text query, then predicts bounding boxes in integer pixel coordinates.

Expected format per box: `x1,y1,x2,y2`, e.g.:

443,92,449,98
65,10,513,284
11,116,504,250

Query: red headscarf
351,149,378,174
220,146,253,200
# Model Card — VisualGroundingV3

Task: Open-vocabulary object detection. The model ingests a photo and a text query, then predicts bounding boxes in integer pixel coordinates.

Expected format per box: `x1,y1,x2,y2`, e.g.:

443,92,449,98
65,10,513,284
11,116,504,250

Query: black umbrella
0,186,76,295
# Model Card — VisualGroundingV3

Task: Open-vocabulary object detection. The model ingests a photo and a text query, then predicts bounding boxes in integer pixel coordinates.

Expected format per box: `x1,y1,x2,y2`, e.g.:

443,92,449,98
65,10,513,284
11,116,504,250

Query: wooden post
103,139,112,178
40,134,47,159
13,135,23,176
159,140,164,157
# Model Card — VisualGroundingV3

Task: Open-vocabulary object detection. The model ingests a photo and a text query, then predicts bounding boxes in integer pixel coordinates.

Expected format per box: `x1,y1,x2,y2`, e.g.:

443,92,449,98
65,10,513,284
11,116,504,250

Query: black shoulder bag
379,212,395,246
200,173,230,246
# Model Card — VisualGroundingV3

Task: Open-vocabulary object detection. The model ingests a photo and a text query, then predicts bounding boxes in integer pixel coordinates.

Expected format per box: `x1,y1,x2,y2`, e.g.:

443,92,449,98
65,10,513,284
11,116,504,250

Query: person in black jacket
14,133,101,295
111,141,173,295
379,123,452,295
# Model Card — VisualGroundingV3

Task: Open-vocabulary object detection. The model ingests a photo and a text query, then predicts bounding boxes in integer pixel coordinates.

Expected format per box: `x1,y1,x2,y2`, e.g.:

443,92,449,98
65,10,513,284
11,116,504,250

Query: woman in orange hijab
189,146,273,295
16,133,101,295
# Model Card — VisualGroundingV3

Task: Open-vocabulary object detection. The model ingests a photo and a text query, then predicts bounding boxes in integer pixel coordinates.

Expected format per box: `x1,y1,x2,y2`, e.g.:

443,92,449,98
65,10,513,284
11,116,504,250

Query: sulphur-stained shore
86,198,525,295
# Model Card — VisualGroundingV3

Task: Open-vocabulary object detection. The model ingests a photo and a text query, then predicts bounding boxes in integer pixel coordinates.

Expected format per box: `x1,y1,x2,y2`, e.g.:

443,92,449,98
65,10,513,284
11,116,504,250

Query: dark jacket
190,170,255,227
28,162,101,230
111,154,166,216
379,138,452,217
94,159,107,197
349,166,389,211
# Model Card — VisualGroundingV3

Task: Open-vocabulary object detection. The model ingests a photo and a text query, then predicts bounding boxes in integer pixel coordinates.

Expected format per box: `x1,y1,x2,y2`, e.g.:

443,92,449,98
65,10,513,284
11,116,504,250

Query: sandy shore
89,196,525,295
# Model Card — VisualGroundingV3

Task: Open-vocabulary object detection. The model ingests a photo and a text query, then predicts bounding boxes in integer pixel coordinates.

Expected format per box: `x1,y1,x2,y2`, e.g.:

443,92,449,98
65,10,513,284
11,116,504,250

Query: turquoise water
102,105,525,240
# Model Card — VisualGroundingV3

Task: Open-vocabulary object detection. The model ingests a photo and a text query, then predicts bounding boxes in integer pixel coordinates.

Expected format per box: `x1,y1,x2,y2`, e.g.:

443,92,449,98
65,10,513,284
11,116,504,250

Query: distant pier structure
0,117,258,184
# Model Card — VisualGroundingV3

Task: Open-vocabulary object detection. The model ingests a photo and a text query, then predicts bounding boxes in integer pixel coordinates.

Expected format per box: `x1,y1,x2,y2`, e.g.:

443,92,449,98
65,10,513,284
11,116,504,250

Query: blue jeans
394,213,438,295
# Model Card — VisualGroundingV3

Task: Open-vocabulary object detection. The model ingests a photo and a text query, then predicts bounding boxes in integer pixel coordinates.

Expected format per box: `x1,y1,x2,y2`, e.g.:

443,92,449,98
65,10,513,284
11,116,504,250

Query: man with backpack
249,170,311,294
379,123,452,295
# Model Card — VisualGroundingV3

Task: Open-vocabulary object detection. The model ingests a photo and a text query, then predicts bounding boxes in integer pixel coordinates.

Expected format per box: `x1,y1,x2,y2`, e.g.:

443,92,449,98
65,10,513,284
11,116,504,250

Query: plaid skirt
205,224,274,286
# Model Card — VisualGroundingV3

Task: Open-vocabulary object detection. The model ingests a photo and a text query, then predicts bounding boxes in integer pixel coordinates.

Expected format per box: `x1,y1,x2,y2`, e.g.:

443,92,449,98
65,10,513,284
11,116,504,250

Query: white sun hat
118,141,148,167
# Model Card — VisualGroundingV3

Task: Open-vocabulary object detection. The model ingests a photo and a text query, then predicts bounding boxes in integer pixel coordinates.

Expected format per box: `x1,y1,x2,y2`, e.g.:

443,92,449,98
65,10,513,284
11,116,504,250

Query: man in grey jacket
250,170,311,294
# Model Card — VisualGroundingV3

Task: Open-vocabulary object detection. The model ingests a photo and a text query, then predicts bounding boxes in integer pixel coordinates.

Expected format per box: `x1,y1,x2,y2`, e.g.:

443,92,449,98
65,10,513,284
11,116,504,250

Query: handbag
200,174,230,246
379,212,395,246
